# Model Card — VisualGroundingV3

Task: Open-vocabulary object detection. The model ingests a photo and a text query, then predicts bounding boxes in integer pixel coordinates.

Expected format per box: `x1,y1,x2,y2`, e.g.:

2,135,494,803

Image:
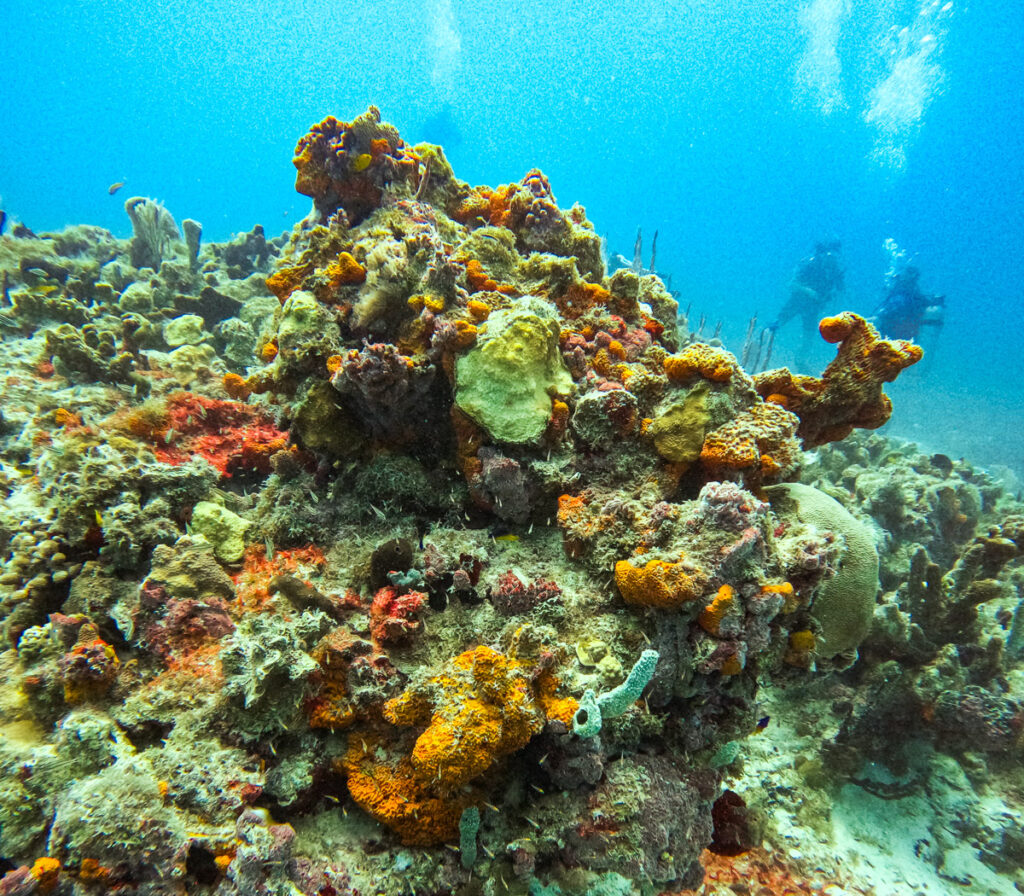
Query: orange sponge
754,312,922,447
614,558,708,610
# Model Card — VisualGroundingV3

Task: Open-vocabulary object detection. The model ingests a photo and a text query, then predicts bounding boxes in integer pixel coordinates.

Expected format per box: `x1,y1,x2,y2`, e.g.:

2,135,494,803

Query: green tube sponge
459,805,480,869
574,688,602,738
573,649,659,737
455,298,572,444
765,482,879,657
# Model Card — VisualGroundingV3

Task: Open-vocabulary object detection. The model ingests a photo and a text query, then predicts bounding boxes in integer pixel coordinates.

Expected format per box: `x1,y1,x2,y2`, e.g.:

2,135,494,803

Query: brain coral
765,482,879,657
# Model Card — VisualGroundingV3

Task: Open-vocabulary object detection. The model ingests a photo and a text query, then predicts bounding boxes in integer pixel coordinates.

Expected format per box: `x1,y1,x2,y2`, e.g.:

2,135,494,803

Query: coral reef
0,107,1015,896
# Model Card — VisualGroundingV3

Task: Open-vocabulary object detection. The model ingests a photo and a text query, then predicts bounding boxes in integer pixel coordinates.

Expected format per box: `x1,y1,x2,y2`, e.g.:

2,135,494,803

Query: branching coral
754,312,922,446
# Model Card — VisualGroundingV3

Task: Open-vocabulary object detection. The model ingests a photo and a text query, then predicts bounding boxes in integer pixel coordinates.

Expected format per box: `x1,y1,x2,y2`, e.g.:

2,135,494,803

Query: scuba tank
921,295,945,330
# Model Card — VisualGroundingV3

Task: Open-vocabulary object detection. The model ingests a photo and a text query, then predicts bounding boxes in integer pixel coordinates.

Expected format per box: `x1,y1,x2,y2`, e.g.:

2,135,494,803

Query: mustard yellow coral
326,251,366,287
342,645,576,845
754,312,923,447
340,732,472,846
384,646,547,793
664,343,737,383
614,558,708,610
784,629,817,669
698,584,736,635
266,264,308,303
700,401,802,486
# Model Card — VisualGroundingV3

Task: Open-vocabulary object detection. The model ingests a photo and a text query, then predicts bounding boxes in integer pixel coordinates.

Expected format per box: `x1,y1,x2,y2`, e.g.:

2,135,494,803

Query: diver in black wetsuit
767,240,846,355
872,265,945,342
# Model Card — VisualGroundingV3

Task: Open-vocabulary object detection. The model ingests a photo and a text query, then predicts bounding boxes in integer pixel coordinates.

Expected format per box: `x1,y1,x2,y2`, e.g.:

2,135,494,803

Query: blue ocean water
2,0,1022,473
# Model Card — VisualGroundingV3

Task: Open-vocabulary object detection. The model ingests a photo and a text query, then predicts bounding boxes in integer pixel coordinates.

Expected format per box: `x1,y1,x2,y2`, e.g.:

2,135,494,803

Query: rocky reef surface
0,107,1021,896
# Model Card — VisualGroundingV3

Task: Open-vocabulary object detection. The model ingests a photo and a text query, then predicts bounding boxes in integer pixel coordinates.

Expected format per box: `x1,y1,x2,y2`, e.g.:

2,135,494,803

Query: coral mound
0,107,975,896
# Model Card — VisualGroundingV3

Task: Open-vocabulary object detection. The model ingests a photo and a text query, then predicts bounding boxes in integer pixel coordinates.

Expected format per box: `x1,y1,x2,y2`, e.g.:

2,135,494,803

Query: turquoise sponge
459,805,480,869
574,649,659,737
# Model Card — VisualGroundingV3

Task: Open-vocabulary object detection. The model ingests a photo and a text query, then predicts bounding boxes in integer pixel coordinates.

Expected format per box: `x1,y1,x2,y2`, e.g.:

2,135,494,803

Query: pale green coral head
455,299,572,444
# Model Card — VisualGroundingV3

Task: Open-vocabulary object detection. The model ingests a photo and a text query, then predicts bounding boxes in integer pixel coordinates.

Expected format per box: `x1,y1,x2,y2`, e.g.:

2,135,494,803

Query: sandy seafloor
0,110,1022,896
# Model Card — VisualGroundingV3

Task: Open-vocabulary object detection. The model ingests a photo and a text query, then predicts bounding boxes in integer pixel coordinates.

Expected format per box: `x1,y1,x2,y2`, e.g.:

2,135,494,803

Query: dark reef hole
0,858,16,876
708,789,755,856
184,842,221,886
122,719,175,752
671,464,710,502
36,581,74,624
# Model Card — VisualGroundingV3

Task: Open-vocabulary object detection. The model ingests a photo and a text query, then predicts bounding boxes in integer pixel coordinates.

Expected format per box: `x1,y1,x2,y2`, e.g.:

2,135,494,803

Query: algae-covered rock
190,501,250,563
220,606,331,740
49,758,188,887
0,720,54,859
650,385,711,464
571,389,639,450
457,226,520,282
292,380,363,456
162,313,207,347
278,288,337,353
118,281,154,312
163,342,220,386
766,482,879,656
455,298,572,444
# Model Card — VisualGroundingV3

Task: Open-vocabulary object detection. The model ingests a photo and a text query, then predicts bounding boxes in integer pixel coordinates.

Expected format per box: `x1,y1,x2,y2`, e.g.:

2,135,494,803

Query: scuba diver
871,264,945,342
767,239,846,354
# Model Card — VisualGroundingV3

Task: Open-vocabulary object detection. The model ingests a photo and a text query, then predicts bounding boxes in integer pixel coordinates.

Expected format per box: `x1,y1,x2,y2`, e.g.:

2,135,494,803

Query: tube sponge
765,482,879,657
459,806,480,869
573,649,659,737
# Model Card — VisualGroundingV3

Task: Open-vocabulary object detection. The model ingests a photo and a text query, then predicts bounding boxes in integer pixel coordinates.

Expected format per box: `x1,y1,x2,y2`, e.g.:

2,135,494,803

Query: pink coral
490,571,562,615
370,587,426,645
